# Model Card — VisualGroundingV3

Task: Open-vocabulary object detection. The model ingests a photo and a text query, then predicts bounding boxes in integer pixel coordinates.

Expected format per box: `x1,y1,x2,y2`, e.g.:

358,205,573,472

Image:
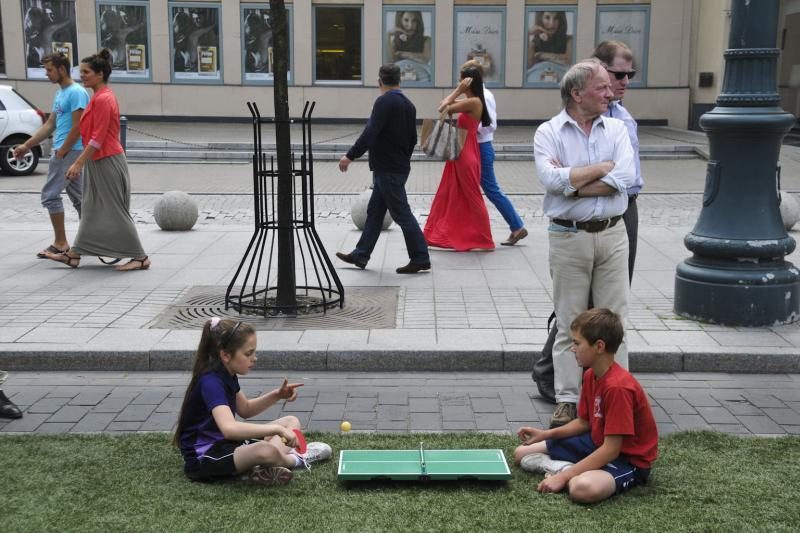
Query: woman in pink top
44,49,150,271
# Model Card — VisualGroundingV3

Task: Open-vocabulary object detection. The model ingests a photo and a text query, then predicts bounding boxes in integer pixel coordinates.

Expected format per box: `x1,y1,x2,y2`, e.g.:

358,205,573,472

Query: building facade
0,0,797,128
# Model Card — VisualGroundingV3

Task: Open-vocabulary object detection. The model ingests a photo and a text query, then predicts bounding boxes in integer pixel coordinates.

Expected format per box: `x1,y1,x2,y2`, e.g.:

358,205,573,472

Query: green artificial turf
1,432,798,532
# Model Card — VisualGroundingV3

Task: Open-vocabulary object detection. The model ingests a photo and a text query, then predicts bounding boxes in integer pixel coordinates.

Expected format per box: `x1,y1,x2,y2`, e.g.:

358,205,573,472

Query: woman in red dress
423,67,495,251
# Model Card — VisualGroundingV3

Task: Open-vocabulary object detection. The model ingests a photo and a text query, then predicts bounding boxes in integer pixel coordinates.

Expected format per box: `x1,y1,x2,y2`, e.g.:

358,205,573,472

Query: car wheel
0,136,39,176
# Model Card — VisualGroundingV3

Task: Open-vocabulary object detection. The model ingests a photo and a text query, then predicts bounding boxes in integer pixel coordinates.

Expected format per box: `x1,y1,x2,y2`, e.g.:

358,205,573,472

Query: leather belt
552,215,622,233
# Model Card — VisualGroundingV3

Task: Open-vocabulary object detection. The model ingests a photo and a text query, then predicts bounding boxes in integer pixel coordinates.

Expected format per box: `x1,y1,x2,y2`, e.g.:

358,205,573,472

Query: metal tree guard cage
225,101,344,316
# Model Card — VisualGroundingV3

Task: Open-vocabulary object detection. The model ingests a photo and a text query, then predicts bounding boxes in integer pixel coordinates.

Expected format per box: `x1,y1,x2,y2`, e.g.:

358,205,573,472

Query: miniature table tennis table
337,443,512,481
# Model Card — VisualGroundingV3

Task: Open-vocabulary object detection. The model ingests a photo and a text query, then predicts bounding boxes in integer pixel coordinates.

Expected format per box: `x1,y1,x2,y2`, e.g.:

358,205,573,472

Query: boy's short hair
42,53,71,72
570,308,624,354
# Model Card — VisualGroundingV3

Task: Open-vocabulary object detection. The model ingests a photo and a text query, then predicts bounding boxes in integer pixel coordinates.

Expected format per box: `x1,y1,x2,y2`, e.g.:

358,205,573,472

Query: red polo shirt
578,362,659,469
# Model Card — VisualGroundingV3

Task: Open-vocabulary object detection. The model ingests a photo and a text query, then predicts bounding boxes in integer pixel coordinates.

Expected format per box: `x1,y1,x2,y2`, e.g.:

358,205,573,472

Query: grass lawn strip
2,432,799,532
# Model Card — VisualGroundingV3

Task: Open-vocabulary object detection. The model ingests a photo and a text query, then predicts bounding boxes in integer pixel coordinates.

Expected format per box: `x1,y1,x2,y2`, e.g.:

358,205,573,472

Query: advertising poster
453,9,504,86
525,9,576,86
596,7,649,85
98,2,149,80
242,6,292,83
384,7,434,86
23,0,79,79
171,4,220,81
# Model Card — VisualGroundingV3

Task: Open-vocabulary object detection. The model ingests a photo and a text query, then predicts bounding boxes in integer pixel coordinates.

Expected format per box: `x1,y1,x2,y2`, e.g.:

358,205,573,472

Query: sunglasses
608,70,636,81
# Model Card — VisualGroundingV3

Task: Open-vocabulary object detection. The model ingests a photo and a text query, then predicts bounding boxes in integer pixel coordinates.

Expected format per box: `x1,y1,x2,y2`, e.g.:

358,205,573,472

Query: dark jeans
352,172,429,265
534,195,639,402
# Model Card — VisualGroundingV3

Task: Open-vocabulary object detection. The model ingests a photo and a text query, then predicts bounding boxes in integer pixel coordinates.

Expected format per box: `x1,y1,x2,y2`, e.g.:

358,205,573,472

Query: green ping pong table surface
337,446,512,481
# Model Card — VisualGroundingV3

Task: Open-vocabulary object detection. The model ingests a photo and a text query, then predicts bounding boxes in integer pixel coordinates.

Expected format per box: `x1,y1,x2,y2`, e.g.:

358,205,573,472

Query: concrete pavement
0,194,798,373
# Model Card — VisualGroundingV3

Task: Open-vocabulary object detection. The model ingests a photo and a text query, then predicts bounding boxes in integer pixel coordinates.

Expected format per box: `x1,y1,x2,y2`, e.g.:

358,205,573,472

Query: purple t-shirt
178,368,240,468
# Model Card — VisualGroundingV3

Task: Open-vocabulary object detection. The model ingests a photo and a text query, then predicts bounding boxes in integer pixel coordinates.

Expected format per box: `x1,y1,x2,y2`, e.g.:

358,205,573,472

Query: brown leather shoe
336,252,366,270
501,227,528,246
549,402,577,428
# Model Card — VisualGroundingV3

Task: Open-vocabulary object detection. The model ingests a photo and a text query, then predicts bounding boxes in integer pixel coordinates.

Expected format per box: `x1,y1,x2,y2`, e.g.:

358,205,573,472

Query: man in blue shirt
336,64,430,274
14,53,89,259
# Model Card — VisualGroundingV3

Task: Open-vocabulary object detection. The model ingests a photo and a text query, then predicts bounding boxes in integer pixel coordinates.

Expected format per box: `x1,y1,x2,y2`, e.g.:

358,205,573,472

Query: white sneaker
244,465,294,486
520,453,574,475
293,442,332,470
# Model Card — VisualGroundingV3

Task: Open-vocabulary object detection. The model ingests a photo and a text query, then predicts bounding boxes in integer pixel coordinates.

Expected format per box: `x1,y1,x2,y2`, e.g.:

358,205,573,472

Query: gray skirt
72,153,146,258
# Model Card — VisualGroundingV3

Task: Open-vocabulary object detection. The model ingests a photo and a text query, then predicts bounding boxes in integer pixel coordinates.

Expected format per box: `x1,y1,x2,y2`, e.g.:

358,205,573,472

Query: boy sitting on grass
514,308,658,503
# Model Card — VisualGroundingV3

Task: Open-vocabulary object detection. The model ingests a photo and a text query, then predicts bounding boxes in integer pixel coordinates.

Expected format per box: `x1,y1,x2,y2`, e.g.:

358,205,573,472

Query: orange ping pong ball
340,421,352,432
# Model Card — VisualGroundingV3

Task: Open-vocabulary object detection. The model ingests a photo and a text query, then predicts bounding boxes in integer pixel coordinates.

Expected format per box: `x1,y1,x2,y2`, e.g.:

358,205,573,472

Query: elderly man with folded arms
534,58,636,428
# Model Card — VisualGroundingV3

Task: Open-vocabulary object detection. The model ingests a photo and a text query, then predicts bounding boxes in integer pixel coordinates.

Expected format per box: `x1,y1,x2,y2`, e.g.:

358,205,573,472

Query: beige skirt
72,153,146,258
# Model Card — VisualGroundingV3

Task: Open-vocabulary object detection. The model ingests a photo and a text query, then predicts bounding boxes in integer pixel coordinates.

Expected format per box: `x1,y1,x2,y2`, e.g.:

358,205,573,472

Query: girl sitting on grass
174,318,331,485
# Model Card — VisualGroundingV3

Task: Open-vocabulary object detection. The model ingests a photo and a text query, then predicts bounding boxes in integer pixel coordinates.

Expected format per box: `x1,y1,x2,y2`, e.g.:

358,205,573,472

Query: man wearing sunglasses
533,42,643,418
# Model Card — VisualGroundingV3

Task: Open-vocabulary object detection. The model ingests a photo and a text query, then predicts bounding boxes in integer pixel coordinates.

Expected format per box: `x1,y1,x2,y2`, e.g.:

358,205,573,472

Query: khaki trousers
548,222,629,403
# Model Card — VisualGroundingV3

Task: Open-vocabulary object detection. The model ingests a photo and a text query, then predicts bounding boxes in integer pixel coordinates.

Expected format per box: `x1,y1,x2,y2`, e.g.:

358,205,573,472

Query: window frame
595,4,651,88
522,5,578,88
382,5,435,88
168,1,224,85
95,0,152,83
452,5,506,88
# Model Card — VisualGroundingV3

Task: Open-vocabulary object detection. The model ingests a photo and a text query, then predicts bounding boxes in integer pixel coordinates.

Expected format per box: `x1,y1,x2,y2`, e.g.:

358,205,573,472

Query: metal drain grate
151,286,398,330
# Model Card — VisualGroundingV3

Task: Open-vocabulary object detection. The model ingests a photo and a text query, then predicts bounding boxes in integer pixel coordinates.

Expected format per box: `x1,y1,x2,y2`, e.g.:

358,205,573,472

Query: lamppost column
673,0,799,326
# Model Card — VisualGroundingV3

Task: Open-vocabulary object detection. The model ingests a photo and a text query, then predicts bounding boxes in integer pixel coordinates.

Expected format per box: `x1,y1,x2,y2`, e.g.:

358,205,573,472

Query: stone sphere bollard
154,190,199,231
350,188,393,231
780,191,800,231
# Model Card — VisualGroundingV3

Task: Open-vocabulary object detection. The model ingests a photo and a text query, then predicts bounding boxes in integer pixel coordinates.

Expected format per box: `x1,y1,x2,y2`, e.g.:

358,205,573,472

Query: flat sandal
46,251,80,268
115,256,150,271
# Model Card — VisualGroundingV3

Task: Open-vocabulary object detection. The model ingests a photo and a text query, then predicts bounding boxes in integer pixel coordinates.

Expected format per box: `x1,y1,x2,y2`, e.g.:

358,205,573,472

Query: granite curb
1,346,797,373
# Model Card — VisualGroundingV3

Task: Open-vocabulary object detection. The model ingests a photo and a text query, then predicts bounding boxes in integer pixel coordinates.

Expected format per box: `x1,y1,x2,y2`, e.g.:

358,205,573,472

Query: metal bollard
120,115,128,152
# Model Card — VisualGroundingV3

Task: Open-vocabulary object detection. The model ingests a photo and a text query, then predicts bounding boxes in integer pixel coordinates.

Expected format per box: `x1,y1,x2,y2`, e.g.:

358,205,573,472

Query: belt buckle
585,219,608,233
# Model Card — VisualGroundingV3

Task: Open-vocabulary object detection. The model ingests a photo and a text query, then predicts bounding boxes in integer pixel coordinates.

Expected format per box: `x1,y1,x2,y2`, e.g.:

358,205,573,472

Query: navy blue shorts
185,439,244,482
546,433,650,494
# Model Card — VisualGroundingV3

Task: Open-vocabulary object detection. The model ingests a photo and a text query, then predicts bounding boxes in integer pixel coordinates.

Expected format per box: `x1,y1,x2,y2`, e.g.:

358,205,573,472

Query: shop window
314,6,362,84
96,1,151,82
23,0,80,79
383,6,435,87
169,2,222,84
453,7,505,87
241,4,293,85
524,7,577,87
596,5,650,87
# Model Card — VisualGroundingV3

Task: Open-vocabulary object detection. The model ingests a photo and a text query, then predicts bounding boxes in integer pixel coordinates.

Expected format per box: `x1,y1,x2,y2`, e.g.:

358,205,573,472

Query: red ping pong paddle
292,428,307,454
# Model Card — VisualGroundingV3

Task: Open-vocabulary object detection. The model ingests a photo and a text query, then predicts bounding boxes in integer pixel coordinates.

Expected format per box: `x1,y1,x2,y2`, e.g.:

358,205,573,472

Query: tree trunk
270,0,296,310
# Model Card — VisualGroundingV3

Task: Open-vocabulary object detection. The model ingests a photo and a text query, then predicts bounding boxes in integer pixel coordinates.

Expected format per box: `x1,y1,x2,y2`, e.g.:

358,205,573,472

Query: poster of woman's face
525,9,576,86
384,8,433,86
242,6,291,83
453,9,504,85
171,4,220,81
596,7,649,86
23,0,78,79
98,3,149,79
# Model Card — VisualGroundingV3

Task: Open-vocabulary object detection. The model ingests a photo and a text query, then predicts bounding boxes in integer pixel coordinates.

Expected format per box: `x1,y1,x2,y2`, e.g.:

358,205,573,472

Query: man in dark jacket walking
336,64,430,274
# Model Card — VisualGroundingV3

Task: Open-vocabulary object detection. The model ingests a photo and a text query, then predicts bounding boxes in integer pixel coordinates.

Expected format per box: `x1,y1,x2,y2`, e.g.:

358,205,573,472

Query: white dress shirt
534,108,636,222
477,86,497,143
606,100,643,195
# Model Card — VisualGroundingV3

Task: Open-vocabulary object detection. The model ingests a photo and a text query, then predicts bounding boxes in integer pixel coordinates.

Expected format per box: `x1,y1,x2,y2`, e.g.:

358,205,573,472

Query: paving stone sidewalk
2,371,799,437
1,212,799,373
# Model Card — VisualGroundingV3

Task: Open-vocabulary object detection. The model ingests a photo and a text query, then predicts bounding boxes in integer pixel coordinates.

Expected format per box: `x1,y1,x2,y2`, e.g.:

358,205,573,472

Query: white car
0,85,46,176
